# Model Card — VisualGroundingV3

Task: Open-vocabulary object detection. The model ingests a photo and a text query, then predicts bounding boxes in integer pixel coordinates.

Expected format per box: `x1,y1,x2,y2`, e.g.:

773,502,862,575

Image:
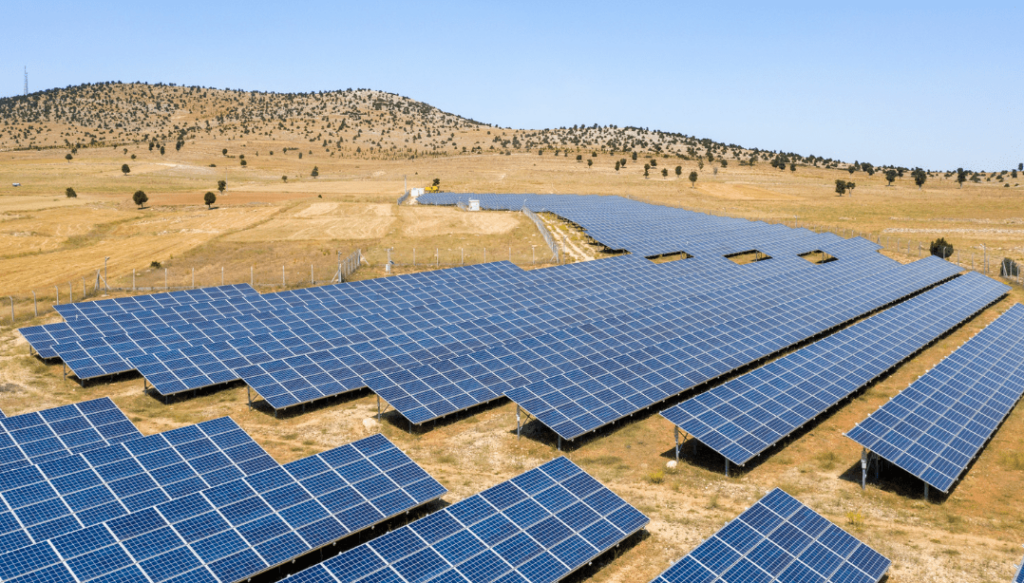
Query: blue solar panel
284,456,648,583
663,272,1009,469
846,302,1024,493
0,398,141,473
505,256,960,442
0,433,445,583
0,417,274,555
1015,549,1024,583
650,489,890,583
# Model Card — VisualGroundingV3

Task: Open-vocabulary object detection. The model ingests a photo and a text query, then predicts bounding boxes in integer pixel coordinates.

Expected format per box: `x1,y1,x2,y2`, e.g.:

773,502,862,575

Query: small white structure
11,183,20,187
410,187,425,199
468,199,481,212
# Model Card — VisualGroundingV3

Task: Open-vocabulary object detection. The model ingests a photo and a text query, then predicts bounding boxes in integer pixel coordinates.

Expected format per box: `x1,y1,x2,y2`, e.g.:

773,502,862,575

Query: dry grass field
0,84,1022,583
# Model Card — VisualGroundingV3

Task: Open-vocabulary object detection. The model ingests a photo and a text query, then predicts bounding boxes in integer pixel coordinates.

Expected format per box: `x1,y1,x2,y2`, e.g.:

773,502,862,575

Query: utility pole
23,67,28,96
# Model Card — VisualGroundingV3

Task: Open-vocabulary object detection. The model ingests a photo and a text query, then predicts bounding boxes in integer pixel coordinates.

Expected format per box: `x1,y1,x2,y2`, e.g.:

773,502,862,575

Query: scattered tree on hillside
631,152,638,161
675,166,682,178
661,168,668,178
311,166,319,178
222,148,228,156
217,180,227,194
282,175,288,182
131,154,136,160
432,178,441,187
848,166,855,175
688,171,698,187
587,159,593,169
121,164,130,176
643,164,650,179
204,191,216,209
790,163,796,172
721,160,728,168
65,187,77,198
614,161,620,171
123,149,127,155
133,190,148,208
912,168,927,189
930,237,953,259
159,146,165,155
65,153,72,162
835,179,848,196
884,169,897,186
1019,163,1023,172
576,155,582,162
956,168,967,188
847,182,856,196
240,159,247,167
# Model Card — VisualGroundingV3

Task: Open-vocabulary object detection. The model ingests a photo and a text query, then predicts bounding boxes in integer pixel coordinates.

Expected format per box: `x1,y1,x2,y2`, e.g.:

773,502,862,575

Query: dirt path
541,214,594,262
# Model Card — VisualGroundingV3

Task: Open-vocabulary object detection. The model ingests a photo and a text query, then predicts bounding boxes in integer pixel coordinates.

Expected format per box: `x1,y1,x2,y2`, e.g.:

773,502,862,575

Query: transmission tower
23,67,28,96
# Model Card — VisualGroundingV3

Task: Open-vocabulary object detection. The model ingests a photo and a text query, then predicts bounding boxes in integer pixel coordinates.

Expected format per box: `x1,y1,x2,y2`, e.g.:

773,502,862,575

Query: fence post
251,266,254,286
133,269,136,291
192,267,195,289
9,297,13,325
282,266,286,287
32,291,37,317
69,282,73,303
436,248,439,267
413,248,416,266
164,268,168,291
221,267,224,286
55,285,59,305
311,264,314,285
509,247,511,262
461,248,464,265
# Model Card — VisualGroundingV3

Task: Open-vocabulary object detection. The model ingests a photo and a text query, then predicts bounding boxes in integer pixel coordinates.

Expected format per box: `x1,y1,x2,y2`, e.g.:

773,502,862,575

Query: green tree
661,168,668,178
203,191,216,209
614,161,620,171
884,169,897,186
848,166,856,175
631,152,638,161
130,154,136,160
282,175,288,182
65,153,73,163
688,171,698,187
576,155,583,162
643,164,650,179
587,159,593,169
432,178,441,187
311,166,319,179
65,187,77,198
675,166,682,178
121,164,130,176
217,180,227,194
1019,163,1023,172
912,168,927,189
222,148,228,156
721,160,728,168
930,237,953,259
847,182,856,196
956,168,966,188
133,190,148,208
159,146,165,155
240,159,247,167
835,179,848,196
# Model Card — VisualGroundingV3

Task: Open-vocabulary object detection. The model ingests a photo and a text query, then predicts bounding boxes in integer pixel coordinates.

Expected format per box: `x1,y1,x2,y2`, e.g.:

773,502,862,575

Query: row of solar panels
0,398,891,583
663,275,1019,496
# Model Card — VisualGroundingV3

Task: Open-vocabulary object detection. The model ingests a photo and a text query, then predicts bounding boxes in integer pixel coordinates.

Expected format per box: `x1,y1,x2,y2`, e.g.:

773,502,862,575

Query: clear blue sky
3,1,1020,171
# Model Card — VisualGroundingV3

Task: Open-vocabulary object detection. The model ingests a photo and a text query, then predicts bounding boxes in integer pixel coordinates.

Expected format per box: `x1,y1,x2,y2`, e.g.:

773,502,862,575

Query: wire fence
522,207,560,263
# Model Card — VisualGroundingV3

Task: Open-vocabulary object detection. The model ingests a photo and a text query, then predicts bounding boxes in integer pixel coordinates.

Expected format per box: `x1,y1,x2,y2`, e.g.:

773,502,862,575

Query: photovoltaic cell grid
650,489,890,583
846,303,1024,493
239,249,872,412
0,398,141,474
1016,552,1024,583
0,417,276,555
253,247,901,417
0,433,447,583
53,284,260,322
285,456,649,583
134,244,878,408
662,272,1008,467
505,257,962,442
24,262,531,360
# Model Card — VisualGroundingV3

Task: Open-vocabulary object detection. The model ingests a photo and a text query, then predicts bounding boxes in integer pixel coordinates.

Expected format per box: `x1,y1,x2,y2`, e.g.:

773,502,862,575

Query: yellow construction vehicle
425,185,440,193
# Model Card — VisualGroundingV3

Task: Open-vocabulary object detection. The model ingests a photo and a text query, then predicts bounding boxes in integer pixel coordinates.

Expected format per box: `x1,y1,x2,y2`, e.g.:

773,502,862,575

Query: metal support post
32,291,37,317
674,427,679,462
724,459,730,477
311,264,314,285
860,448,867,490
164,268,168,290
377,396,381,421
924,483,929,501
222,267,224,286
69,282,73,303
55,286,59,305
9,297,13,325
516,405,521,441
282,265,286,287
133,269,136,291
557,436,562,451
247,386,252,409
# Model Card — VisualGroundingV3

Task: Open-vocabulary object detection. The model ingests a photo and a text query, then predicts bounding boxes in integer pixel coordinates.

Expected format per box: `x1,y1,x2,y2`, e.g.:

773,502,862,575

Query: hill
2,82,860,170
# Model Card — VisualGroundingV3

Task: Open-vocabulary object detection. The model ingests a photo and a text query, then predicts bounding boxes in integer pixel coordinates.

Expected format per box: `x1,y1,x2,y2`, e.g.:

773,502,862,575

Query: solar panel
0,433,445,583
0,417,275,555
650,489,890,583
1015,548,1024,583
662,272,1009,471
284,456,648,583
0,398,141,473
504,257,961,444
846,302,1024,494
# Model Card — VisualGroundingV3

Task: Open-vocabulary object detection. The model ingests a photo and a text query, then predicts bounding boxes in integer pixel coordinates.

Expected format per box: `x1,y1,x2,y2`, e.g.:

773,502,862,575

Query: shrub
930,237,954,259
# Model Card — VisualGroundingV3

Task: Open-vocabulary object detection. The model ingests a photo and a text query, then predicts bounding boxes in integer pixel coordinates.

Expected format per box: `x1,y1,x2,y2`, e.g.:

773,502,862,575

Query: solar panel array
1016,551,1024,583
650,488,890,583
846,303,1024,493
662,272,1008,467
284,456,648,583
0,398,141,473
0,401,446,583
504,257,961,442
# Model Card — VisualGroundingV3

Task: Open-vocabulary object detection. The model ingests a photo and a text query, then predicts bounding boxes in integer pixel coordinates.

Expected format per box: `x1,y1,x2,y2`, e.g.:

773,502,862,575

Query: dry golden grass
1,125,1023,582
